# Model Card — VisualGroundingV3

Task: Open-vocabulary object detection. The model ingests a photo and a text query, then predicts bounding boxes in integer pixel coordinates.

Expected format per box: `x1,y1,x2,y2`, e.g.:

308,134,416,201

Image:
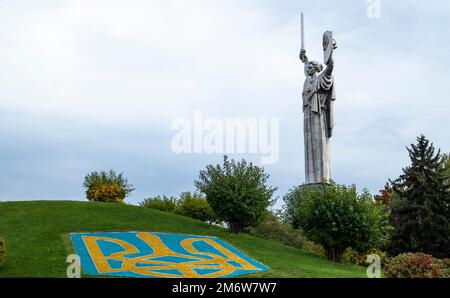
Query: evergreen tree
443,153,450,187
388,135,450,258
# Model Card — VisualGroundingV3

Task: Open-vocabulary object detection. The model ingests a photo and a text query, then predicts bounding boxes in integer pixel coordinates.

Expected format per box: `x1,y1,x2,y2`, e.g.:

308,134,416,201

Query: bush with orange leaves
384,252,448,278
83,170,134,203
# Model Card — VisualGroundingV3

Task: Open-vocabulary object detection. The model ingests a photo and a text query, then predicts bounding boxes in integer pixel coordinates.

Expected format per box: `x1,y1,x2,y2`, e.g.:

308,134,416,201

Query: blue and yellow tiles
70,232,269,278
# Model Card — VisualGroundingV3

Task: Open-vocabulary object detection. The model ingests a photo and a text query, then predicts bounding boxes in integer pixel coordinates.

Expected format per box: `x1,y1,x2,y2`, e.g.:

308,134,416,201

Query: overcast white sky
0,0,449,207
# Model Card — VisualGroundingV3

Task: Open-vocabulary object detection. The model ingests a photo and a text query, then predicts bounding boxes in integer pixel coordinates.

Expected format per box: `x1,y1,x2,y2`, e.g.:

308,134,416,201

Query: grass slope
0,201,366,278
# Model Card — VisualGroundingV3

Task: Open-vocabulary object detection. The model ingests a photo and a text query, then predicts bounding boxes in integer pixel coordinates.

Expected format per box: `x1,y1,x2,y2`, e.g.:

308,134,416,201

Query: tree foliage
289,181,389,262
374,183,394,209
83,170,134,203
443,153,450,187
140,195,178,212
251,211,303,248
282,184,306,223
384,252,448,278
195,156,277,233
177,192,217,223
140,193,217,223
388,135,450,258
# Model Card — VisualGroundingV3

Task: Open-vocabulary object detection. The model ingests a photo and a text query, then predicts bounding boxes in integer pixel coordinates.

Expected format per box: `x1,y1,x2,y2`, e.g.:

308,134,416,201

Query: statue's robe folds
302,62,335,184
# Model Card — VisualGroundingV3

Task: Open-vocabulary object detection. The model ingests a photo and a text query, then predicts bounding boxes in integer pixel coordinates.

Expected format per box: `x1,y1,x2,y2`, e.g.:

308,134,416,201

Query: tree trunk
324,245,344,262
229,222,243,233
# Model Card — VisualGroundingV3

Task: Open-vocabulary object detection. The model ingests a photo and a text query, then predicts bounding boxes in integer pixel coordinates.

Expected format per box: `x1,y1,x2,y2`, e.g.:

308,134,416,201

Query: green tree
83,170,134,203
282,184,305,223
177,192,217,223
195,156,277,233
290,181,387,262
388,135,450,258
140,195,178,212
443,153,450,187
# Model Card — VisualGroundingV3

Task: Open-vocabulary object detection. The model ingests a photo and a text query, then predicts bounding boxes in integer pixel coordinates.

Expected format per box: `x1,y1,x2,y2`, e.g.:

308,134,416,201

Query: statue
299,13,337,184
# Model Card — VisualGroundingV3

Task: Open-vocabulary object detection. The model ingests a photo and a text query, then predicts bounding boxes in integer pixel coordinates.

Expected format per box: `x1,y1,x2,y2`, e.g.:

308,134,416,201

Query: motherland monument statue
299,13,338,185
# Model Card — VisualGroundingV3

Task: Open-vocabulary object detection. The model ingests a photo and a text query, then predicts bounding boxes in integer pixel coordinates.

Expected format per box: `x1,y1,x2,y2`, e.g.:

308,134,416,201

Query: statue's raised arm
299,49,309,64
323,38,338,76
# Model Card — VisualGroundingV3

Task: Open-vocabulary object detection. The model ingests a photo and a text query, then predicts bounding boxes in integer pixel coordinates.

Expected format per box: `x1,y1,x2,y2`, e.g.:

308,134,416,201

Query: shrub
442,258,450,277
195,156,277,233
140,196,178,213
384,253,447,278
249,211,306,249
86,182,125,203
83,170,134,203
343,247,386,266
289,181,389,262
248,210,324,257
177,192,217,223
140,193,216,223
0,238,5,266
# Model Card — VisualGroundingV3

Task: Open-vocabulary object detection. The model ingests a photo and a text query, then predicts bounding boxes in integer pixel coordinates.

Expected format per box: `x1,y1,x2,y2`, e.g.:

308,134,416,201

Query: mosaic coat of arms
70,232,269,278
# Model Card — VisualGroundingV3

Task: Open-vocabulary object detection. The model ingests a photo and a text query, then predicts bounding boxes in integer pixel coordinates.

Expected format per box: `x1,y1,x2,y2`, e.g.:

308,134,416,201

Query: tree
374,183,394,209
139,193,217,223
83,170,134,203
443,153,450,187
177,192,217,223
388,135,450,258
140,195,178,212
195,156,277,233
290,181,388,262
282,184,306,223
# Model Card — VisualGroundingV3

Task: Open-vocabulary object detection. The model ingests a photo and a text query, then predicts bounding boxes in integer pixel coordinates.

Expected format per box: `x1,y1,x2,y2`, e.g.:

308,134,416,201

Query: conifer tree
389,135,450,258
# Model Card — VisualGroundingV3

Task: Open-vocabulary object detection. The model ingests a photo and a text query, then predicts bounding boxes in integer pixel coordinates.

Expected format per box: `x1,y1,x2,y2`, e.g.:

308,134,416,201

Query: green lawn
0,200,366,277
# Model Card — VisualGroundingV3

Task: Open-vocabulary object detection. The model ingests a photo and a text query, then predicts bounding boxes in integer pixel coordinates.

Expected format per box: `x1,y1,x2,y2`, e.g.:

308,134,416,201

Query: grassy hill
0,201,366,278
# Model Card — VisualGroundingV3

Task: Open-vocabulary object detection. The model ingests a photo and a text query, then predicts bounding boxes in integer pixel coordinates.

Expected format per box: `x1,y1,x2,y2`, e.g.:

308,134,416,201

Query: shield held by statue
323,31,333,65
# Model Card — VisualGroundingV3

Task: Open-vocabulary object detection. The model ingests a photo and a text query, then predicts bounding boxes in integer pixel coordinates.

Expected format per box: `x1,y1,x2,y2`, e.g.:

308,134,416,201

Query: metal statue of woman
299,21,337,184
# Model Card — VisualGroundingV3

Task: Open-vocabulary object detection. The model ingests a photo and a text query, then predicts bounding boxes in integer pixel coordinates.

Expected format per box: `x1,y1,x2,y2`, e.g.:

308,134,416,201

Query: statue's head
306,61,323,76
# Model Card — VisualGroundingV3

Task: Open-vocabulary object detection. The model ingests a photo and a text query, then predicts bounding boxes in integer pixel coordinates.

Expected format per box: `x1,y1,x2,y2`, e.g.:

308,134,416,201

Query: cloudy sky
0,0,449,207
